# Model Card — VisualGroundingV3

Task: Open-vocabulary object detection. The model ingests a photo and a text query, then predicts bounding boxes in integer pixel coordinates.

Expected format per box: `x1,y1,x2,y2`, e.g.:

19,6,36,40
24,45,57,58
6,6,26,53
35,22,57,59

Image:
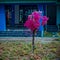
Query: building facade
0,0,60,32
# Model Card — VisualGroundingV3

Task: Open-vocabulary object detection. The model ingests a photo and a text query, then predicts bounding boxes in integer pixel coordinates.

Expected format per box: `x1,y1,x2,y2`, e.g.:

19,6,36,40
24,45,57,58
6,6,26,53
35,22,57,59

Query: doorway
47,5,56,25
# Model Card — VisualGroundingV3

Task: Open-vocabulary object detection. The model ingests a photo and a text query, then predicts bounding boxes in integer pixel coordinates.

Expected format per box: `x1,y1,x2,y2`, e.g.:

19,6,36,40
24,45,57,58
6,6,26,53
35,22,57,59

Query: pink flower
24,18,40,31
42,16,49,25
24,11,49,31
28,15,32,20
24,12,40,31
32,11,40,21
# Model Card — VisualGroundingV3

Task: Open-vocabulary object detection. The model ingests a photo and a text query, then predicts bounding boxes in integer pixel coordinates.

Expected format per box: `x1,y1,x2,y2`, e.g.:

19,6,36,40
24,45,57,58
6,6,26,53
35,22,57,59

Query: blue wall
0,5,6,31
57,6,60,25
38,4,45,31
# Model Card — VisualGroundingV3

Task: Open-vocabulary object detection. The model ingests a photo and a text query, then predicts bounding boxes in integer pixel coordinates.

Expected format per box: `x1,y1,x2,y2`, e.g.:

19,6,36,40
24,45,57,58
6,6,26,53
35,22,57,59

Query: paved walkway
0,37,59,43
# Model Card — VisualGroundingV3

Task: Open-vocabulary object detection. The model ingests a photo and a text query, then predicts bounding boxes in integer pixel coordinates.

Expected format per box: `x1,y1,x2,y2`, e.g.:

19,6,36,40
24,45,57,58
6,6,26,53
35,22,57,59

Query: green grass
44,31,60,37
44,31,52,37
0,40,60,60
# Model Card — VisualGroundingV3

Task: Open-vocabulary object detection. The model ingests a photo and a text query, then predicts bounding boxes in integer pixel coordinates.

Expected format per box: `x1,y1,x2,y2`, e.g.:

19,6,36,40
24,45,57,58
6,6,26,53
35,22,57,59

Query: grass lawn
0,39,60,60
44,31,60,37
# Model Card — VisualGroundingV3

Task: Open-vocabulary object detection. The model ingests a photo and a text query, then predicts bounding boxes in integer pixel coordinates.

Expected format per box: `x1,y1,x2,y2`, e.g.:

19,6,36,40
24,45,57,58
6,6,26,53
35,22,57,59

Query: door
47,5,56,25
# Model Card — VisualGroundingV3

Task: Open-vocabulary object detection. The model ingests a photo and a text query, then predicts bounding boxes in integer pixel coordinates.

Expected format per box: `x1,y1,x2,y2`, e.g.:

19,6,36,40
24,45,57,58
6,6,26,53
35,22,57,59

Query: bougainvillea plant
24,11,49,53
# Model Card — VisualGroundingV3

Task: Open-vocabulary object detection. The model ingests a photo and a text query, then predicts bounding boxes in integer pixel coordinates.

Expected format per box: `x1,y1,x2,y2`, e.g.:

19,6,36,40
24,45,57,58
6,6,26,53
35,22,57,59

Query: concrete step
0,30,41,37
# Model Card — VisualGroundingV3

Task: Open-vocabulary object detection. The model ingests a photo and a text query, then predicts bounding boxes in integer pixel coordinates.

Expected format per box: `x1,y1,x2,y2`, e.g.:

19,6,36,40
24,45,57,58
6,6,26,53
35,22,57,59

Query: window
19,5,38,27
5,5,12,26
5,4,38,29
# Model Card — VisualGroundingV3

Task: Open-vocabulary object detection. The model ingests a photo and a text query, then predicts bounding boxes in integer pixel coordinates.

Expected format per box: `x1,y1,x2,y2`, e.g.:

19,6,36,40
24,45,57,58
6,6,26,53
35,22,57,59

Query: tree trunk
32,30,35,53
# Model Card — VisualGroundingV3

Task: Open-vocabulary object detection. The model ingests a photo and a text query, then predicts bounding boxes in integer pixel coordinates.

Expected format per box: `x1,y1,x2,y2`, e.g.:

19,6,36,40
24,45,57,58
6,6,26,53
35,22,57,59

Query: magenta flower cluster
24,11,49,31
